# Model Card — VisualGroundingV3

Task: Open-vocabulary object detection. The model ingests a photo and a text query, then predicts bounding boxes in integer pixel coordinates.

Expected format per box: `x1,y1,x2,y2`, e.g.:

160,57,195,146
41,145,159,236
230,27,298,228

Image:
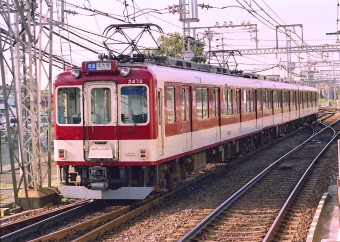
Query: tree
154,32,183,59
153,32,206,63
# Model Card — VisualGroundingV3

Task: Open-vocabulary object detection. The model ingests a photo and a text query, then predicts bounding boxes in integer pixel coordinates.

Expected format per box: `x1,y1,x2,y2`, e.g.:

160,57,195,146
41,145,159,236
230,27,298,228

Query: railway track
0,199,92,241
178,117,339,241
1,168,219,242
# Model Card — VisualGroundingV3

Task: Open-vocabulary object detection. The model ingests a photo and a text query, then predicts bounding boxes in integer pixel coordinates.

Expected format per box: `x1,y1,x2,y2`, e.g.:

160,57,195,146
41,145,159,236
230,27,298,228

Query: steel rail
0,200,94,242
263,120,340,241
178,120,338,242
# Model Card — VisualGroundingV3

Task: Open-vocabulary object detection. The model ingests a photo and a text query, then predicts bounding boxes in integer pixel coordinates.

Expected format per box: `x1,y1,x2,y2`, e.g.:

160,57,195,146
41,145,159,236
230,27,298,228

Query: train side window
197,88,208,119
203,88,208,118
264,90,269,110
252,90,256,112
235,89,240,115
57,87,81,125
120,86,148,124
167,87,175,123
273,91,279,109
257,90,262,112
283,91,288,107
224,89,233,115
213,88,219,117
181,88,191,121
290,91,295,109
244,90,250,114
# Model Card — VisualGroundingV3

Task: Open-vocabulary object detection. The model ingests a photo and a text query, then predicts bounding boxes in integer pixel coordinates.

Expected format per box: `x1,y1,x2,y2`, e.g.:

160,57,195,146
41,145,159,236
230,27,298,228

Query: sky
60,0,339,81
2,0,339,87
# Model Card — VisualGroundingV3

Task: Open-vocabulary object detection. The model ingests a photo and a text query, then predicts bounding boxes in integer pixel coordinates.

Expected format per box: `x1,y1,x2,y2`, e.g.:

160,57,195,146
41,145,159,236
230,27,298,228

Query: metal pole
47,2,54,187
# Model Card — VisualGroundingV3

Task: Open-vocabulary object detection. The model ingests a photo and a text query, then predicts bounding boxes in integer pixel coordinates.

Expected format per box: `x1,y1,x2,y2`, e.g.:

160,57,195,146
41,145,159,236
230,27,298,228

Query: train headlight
119,67,130,77
71,69,81,79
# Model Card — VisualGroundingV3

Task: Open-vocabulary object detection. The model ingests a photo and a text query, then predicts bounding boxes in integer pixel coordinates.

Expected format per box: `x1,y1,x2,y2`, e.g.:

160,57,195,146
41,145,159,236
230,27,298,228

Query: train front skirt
58,185,154,199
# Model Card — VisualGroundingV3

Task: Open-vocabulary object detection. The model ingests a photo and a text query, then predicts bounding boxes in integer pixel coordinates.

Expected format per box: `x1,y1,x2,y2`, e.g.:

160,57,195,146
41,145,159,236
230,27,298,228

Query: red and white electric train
54,56,318,199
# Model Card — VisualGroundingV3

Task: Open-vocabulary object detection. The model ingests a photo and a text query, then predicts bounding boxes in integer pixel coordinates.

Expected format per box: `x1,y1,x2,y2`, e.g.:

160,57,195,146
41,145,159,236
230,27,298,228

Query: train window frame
244,89,251,114
252,90,256,112
196,88,208,119
283,91,288,107
56,86,82,125
264,90,272,110
257,90,262,112
290,91,296,110
235,89,241,115
224,88,233,116
166,87,176,124
90,87,112,125
273,90,282,109
119,85,149,125
181,87,191,121
213,88,219,118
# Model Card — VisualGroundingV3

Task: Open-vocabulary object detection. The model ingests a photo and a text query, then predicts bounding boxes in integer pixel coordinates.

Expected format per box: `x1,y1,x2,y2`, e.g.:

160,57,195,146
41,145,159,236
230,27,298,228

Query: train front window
57,87,81,125
90,88,112,124
120,86,148,124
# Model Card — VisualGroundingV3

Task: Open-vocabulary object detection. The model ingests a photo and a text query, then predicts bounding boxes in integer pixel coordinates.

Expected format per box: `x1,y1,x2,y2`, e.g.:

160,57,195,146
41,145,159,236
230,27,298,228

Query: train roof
145,63,317,92
112,55,317,92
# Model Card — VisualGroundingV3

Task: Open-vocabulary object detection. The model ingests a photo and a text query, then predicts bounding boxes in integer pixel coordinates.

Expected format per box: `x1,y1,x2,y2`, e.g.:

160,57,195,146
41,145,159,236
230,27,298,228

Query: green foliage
319,98,335,106
154,32,183,59
153,32,206,63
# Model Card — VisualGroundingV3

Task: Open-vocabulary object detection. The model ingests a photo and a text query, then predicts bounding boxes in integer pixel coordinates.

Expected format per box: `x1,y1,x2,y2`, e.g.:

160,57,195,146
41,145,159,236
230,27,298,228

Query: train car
54,56,318,199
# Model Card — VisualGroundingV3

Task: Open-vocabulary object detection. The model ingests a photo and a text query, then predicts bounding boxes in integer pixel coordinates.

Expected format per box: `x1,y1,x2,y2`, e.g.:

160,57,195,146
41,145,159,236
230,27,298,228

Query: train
54,55,319,199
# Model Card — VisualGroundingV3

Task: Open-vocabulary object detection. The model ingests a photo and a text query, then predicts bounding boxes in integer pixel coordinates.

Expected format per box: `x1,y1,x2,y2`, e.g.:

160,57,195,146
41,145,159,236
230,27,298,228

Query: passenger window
181,88,191,121
213,88,219,117
166,87,175,123
197,88,208,119
224,89,233,115
244,90,251,114
257,90,262,112
235,89,240,114
120,86,148,124
57,87,81,125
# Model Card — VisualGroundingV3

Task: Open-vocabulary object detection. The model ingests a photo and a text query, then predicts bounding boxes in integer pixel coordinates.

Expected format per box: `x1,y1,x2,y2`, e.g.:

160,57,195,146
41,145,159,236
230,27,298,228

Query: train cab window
91,88,112,124
120,86,148,124
57,87,81,125
224,89,233,115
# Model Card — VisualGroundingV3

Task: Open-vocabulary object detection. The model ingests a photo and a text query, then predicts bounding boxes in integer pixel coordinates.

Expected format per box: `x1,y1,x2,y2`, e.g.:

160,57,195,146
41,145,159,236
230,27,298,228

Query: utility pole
178,0,199,61
276,24,303,84
0,0,55,208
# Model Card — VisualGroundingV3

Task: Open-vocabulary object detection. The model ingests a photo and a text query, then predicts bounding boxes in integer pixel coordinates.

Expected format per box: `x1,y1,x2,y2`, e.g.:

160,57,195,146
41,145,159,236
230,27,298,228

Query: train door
157,89,164,156
182,86,193,150
83,82,118,161
213,88,221,140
